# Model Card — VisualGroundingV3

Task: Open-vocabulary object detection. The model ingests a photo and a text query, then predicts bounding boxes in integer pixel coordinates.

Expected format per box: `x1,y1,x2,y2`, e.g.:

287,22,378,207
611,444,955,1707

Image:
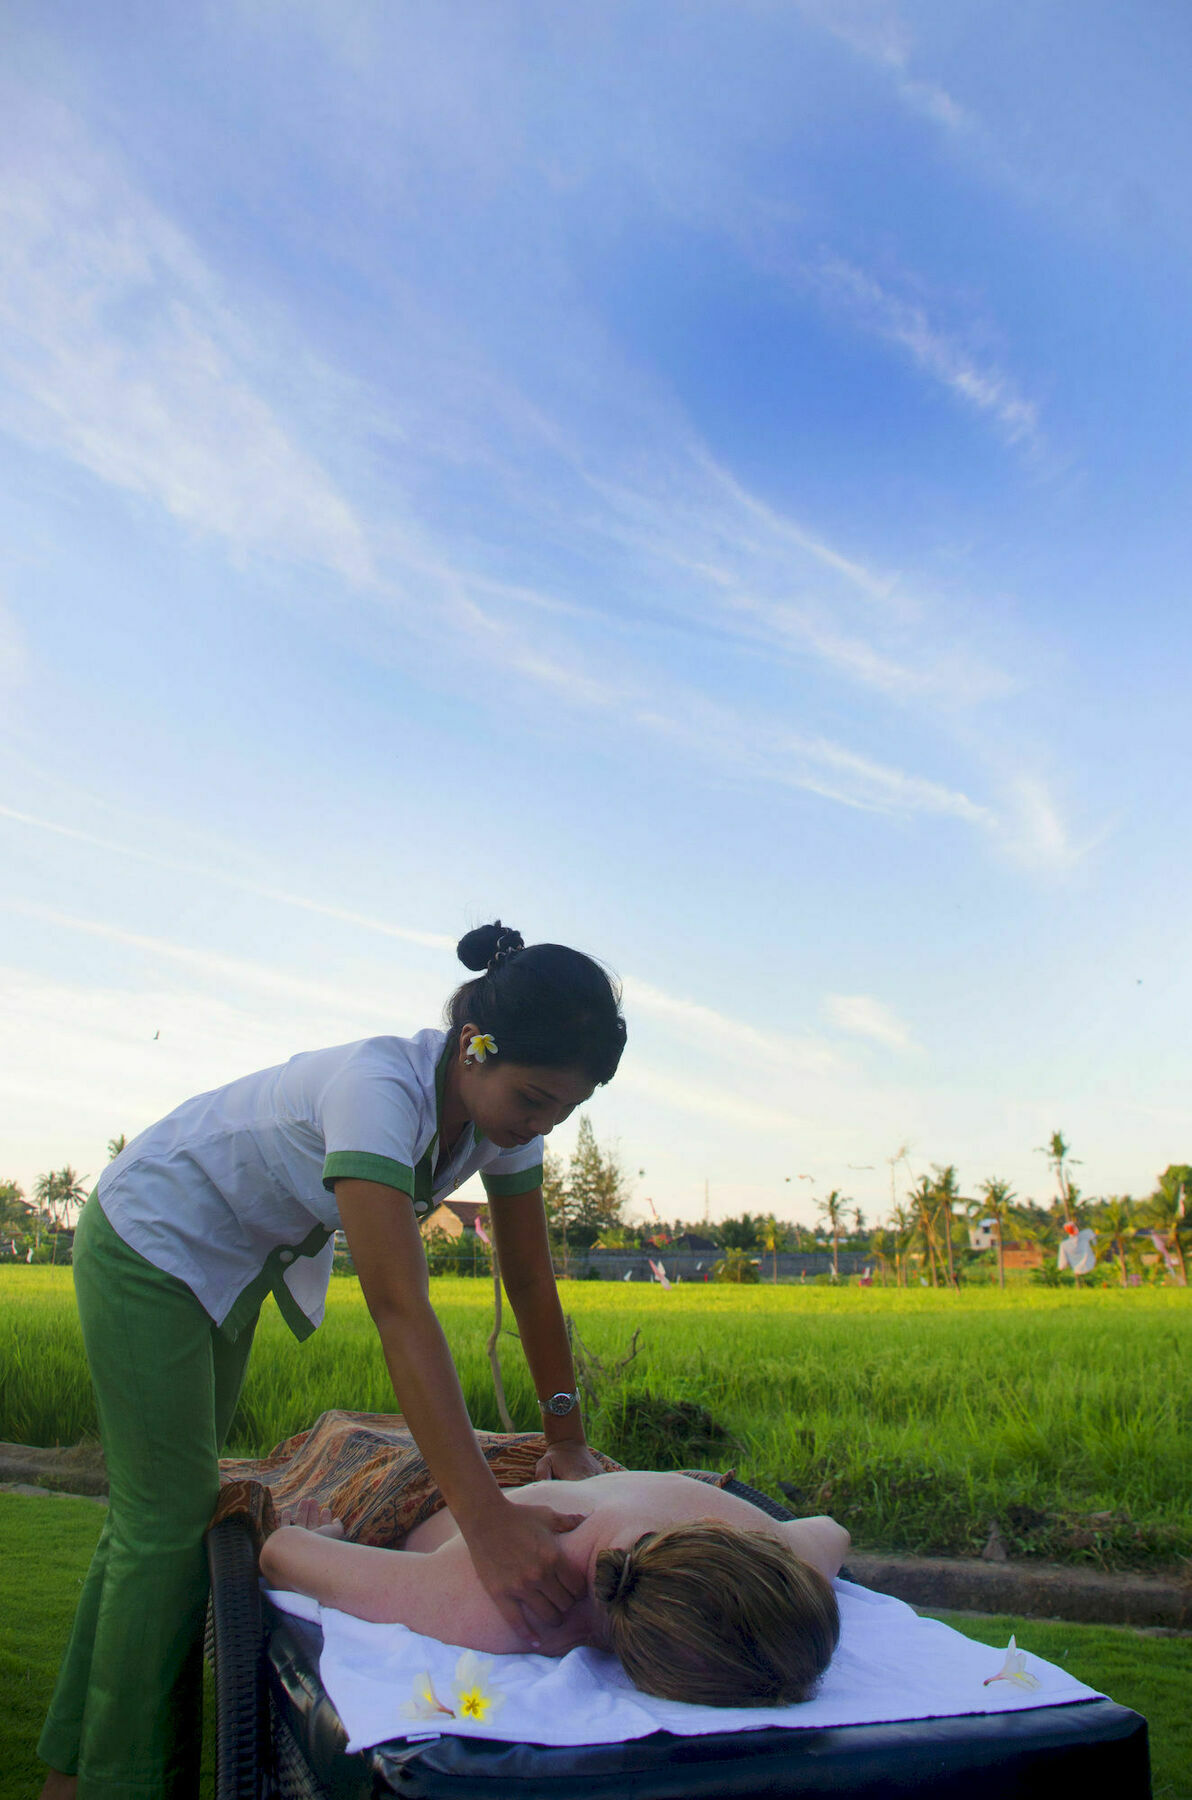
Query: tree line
5,1122,1188,1288
534,1122,1190,1290
0,1137,126,1259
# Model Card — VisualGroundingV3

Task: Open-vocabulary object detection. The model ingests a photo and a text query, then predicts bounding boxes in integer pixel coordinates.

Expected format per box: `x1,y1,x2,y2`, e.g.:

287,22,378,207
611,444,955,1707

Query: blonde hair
593,1520,839,1707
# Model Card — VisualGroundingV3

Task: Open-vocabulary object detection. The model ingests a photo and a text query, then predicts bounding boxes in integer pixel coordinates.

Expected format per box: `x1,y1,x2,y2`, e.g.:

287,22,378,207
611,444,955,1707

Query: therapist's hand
464,1497,588,1644
534,1439,607,1481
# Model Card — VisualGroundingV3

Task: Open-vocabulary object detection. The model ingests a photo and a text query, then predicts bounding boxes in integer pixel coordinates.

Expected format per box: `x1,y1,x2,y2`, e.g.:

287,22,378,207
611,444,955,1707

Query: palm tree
711,1247,760,1284
1098,1196,1135,1288
866,1227,894,1286
972,1177,1019,1289
1143,1169,1190,1286
908,1176,941,1286
760,1214,787,1284
107,1133,128,1160
889,1205,914,1287
815,1190,850,1281
931,1165,961,1289
1038,1130,1080,1225
61,1165,90,1223
32,1170,55,1253
33,1166,90,1260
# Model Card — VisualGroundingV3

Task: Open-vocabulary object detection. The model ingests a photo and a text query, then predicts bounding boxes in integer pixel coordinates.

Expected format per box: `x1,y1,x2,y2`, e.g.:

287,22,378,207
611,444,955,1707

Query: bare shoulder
783,1515,851,1579
501,1473,848,1571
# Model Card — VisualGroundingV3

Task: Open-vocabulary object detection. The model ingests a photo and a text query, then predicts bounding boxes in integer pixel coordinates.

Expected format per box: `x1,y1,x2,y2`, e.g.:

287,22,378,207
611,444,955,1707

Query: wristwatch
538,1390,580,1418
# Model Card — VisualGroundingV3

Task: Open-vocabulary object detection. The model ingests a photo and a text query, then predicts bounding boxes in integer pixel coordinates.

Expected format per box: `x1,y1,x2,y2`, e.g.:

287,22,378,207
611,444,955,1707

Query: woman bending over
262,1468,848,1707
41,922,623,1799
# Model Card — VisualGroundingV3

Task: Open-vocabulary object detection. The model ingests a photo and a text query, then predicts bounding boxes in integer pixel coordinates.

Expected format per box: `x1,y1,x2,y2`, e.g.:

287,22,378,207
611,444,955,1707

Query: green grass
0,1493,215,1798
3,1271,1190,1567
2,1494,1183,1799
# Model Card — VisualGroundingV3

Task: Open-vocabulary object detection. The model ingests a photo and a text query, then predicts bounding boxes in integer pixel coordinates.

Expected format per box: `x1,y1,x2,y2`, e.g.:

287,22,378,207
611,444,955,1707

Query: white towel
266,1579,1103,1755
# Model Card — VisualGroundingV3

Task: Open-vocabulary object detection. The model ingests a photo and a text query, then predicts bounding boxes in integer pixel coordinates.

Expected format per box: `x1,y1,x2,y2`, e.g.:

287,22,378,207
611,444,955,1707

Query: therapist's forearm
505,1272,586,1445
369,1295,508,1529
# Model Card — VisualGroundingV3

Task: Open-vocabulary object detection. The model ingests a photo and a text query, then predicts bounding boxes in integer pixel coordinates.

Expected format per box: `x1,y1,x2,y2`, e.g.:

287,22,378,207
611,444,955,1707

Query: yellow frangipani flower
452,1649,506,1725
465,1033,498,1064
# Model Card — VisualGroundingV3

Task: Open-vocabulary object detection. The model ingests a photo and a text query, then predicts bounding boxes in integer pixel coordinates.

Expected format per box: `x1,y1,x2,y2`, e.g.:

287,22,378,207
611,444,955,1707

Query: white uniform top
97,1029,543,1342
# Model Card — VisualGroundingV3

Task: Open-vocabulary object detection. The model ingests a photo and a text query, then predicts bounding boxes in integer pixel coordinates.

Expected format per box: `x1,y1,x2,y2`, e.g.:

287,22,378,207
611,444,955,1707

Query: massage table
206,1477,1150,1799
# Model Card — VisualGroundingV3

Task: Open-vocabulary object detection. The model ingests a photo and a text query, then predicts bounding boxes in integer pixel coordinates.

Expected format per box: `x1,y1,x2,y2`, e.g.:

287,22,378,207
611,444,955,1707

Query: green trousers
39,1195,258,1798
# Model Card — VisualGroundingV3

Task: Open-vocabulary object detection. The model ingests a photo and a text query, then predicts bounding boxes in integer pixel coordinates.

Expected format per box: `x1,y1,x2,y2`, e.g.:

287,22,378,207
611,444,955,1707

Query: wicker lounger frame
205,1478,1151,1800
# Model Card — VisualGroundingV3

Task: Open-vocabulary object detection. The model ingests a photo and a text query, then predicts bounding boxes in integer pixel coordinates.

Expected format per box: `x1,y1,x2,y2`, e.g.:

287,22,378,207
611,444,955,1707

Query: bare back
262,1471,848,1657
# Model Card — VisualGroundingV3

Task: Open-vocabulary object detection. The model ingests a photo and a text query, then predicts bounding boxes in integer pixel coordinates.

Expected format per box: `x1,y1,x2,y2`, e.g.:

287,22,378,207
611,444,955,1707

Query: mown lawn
0,1494,214,1798
3,1494,1185,1798
4,1271,1189,1569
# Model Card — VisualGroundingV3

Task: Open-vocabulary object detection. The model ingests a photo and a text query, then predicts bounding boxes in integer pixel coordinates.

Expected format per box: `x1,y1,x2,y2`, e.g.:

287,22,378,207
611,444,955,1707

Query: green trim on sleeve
323,1151,415,1196
481,1163,544,1198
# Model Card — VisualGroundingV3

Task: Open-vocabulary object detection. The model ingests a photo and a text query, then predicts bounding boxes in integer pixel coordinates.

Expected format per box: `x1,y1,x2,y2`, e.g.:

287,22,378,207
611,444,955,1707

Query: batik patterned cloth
213,1410,629,1546
214,1409,735,1547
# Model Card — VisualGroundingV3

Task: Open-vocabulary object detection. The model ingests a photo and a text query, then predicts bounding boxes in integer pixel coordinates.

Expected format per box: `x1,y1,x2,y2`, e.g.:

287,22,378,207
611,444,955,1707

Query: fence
550,1249,874,1282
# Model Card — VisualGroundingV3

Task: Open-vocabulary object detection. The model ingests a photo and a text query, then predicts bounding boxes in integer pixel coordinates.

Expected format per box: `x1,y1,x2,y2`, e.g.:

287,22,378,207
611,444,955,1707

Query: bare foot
39,1772,78,1800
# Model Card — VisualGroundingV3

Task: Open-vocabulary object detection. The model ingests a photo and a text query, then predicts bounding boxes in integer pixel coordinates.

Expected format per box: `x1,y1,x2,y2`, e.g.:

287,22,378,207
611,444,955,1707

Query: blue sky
2,1,1189,1224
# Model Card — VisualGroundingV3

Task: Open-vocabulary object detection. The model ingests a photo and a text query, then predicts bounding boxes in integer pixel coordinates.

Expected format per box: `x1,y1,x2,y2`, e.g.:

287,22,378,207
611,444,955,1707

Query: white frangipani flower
982,1635,1041,1690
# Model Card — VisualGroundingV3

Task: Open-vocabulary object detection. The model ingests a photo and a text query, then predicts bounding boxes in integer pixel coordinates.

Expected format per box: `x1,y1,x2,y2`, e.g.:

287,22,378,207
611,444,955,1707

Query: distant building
420,1199,487,1240
968,1219,996,1251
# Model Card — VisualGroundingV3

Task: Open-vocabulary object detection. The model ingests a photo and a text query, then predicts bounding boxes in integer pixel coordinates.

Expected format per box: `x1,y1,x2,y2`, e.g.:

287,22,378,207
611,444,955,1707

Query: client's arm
260,1526,445,1626
259,1524,588,1654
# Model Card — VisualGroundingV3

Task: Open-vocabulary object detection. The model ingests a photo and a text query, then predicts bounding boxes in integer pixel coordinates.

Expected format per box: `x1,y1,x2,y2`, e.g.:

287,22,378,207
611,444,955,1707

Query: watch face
546,1391,575,1416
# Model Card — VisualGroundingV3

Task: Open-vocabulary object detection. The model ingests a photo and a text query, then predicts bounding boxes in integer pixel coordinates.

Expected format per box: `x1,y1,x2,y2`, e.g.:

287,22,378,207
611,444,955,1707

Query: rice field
3,1270,1189,1570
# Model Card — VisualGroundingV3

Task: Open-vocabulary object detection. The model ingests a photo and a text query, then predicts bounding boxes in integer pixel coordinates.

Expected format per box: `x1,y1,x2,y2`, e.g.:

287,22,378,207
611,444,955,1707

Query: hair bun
594,1545,640,1611
457,920,525,974
457,922,507,972
489,925,525,971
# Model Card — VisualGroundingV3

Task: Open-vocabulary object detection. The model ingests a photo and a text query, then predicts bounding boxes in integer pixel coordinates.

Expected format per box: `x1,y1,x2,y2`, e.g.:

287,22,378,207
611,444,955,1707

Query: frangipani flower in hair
465,1033,498,1064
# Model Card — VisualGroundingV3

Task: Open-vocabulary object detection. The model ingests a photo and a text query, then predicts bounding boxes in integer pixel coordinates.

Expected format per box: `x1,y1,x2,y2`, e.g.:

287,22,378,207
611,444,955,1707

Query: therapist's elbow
362,1276,434,1338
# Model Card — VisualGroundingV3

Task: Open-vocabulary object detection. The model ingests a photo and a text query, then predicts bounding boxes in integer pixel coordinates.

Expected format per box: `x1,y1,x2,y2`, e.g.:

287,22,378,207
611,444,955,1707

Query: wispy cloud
2,802,840,1072
824,993,917,1052
809,254,1041,452
0,805,455,950
772,735,993,824
994,772,1105,873
0,100,374,585
617,1063,810,1135
793,0,972,137
2,901,408,1019
0,88,1064,866
623,977,838,1072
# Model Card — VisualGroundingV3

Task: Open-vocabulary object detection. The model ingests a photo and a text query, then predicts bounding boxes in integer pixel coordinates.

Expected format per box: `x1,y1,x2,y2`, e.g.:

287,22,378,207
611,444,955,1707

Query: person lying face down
260,1467,848,1707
